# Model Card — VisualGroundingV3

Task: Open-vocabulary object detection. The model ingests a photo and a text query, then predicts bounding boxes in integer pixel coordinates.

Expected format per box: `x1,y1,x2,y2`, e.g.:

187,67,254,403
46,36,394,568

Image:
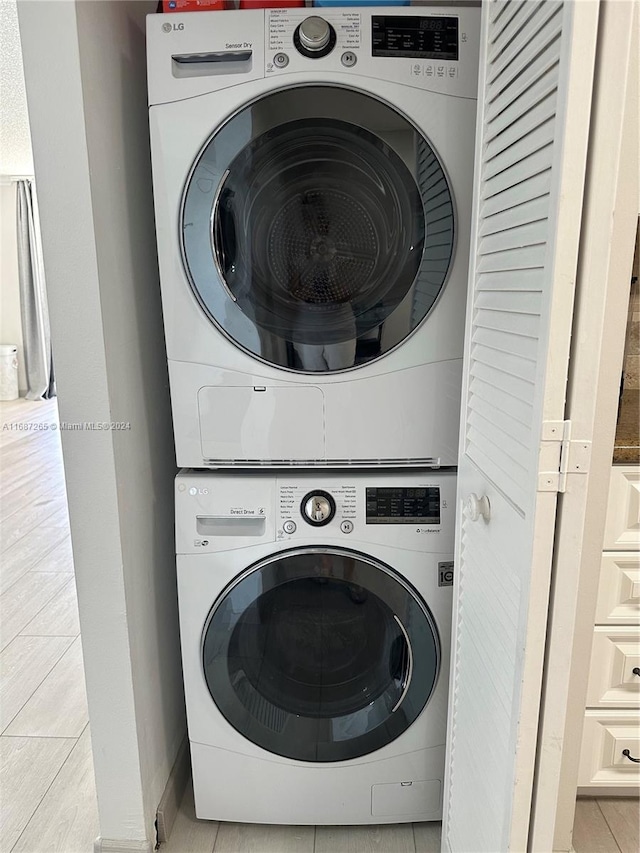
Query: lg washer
175,469,456,825
148,7,479,466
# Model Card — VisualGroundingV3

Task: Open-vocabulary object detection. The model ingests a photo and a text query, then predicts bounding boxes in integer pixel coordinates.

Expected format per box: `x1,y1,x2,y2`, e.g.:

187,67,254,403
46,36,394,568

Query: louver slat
480,196,548,237
468,375,534,426
489,3,562,86
479,218,547,254
485,81,557,153
489,0,532,46
482,145,553,200
481,170,551,217
485,56,559,128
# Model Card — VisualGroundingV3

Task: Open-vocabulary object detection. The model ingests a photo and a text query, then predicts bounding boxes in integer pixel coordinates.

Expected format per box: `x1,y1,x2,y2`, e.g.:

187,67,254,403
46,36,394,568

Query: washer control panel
279,483,356,539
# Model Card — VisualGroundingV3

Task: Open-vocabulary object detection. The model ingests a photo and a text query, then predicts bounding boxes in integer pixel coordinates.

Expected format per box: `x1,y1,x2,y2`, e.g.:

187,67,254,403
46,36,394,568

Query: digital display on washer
366,487,440,524
372,16,459,61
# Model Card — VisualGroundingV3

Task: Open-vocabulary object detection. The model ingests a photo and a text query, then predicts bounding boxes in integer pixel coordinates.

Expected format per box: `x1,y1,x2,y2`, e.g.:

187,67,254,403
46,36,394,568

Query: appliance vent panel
203,458,441,468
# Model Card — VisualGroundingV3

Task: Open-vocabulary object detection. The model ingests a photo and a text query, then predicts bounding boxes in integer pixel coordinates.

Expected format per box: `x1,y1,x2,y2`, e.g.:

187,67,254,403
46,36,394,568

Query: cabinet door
443,1,598,851
603,467,640,550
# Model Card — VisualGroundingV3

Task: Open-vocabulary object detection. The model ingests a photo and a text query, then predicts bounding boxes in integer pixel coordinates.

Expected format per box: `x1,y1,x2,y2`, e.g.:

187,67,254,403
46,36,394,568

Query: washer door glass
202,548,439,762
181,85,454,373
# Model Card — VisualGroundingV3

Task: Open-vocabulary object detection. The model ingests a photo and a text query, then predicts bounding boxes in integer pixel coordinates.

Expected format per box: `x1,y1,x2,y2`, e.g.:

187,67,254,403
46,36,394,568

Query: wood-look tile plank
0,572,70,649
0,735,76,852
597,799,640,853
213,823,315,853
572,800,621,853
413,821,442,853
20,578,80,637
0,635,74,731
1,481,66,524
4,636,88,737
0,503,67,555
11,726,99,853
164,782,218,853
0,446,62,489
315,824,415,853
33,536,74,573
0,528,67,594
39,507,71,531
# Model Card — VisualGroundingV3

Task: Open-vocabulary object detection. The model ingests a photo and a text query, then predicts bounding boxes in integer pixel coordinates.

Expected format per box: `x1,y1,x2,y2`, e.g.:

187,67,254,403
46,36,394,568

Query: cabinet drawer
603,467,640,550
586,627,640,707
596,553,640,624
579,710,640,788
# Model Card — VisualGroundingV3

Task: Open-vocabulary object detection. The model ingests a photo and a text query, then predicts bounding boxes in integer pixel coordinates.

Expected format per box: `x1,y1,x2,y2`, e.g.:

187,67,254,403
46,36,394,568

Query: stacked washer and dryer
147,5,479,826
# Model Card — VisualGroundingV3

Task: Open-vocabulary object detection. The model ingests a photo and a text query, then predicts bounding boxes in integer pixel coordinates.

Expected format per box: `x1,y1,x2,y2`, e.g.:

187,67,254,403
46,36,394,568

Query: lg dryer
175,469,456,824
148,7,479,466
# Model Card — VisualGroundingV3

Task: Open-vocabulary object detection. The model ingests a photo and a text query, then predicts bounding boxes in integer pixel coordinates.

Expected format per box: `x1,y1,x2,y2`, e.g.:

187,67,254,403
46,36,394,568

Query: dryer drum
182,85,456,372
214,119,423,345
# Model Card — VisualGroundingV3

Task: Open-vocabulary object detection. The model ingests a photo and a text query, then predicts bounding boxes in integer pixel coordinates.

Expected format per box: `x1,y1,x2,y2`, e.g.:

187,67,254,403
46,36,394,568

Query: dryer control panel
265,6,479,99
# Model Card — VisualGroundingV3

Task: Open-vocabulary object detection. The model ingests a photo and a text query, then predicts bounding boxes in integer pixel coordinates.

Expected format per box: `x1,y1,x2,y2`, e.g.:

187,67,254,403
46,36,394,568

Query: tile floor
1,398,637,853
0,398,99,853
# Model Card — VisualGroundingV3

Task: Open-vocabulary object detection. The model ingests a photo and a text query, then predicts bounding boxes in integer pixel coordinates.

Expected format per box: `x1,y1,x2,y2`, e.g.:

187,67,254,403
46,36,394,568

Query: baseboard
155,737,190,844
577,786,640,797
93,838,153,853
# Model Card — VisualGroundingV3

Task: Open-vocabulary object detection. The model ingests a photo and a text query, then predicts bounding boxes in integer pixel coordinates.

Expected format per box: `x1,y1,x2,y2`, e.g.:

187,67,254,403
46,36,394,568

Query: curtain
16,179,55,400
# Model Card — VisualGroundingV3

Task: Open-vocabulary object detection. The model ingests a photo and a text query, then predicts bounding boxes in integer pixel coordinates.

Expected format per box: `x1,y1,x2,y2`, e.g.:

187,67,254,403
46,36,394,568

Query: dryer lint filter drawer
198,386,325,462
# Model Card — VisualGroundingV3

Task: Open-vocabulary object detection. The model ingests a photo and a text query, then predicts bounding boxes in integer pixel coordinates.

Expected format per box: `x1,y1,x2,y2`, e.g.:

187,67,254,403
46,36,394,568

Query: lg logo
162,22,184,33
189,487,209,496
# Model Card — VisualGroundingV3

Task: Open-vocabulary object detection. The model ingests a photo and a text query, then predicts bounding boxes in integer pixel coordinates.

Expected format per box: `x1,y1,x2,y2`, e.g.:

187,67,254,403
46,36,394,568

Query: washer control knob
301,490,336,526
299,16,331,52
340,520,354,534
273,52,289,68
283,519,296,534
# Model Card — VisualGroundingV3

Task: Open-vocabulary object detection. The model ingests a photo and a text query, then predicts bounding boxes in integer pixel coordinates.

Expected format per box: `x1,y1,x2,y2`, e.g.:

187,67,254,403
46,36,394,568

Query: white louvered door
443,1,599,851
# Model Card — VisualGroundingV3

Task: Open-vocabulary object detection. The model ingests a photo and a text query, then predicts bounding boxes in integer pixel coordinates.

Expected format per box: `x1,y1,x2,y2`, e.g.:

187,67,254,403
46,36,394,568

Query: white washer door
181,85,455,373
201,547,440,762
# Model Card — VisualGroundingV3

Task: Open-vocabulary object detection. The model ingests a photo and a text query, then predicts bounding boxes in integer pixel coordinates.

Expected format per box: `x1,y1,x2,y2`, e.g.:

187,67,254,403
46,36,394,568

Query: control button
341,51,357,67
283,519,297,534
412,63,422,76
299,16,331,52
436,65,445,77
273,52,289,68
425,65,434,77
340,520,354,534
301,490,336,526
448,66,457,78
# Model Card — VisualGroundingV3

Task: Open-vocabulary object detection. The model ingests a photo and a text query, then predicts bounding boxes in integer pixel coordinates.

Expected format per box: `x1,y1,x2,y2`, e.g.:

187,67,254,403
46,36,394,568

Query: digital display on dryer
366,487,440,524
372,16,459,61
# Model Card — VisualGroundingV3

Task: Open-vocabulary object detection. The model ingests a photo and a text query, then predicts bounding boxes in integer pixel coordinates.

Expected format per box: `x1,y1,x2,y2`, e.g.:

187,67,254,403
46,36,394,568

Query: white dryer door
181,85,455,373
201,546,440,762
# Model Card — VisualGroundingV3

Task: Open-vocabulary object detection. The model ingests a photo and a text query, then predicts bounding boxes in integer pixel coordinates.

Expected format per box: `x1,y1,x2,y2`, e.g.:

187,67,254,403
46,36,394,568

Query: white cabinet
595,553,640,624
579,466,640,792
579,711,640,787
603,467,640,550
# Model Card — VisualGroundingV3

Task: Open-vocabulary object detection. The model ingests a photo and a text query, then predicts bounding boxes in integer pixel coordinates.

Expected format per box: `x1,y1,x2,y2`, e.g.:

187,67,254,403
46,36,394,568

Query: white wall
0,0,33,395
0,183,27,393
18,1,185,848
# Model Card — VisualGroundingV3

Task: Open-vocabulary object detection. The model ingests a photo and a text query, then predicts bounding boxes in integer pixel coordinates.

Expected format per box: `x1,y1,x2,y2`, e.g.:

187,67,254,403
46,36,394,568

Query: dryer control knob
301,490,336,526
299,16,331,52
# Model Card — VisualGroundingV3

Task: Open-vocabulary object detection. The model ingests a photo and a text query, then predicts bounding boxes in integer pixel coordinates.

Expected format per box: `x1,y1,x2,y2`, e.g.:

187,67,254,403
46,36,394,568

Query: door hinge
538,420,591,493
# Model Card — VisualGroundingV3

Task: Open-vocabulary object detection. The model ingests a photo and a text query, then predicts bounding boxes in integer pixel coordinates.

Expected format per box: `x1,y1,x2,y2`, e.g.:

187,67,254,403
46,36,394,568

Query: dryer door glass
201,547,439,762
181,85,454,373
